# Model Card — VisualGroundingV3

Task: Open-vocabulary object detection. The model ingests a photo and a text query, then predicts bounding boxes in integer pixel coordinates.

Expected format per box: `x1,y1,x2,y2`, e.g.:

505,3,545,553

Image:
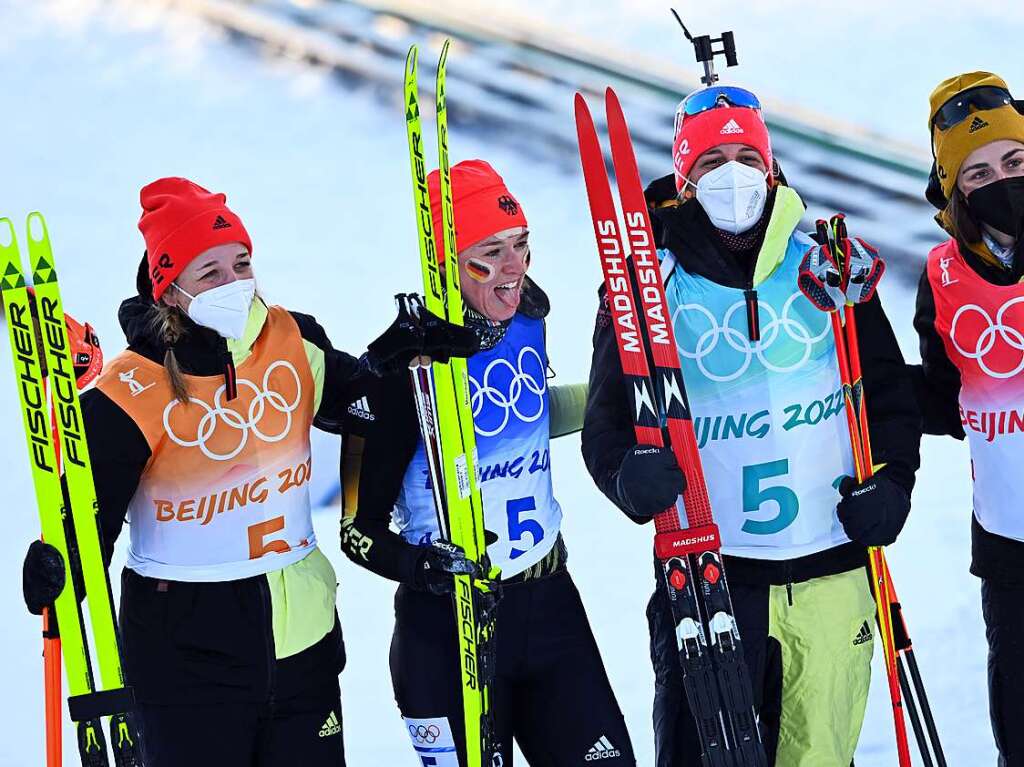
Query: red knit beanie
427,159,527,261
673,107,773,192
138,177,252,300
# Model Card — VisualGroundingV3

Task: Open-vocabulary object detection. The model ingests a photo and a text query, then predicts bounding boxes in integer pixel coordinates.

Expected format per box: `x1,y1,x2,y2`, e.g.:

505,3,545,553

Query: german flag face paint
458,226,530,321
465,258,497,283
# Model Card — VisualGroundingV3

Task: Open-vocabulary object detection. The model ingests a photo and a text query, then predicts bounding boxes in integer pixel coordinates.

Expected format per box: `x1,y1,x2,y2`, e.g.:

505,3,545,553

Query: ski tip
573,92,591,120
405,44,418,70
0,217,15,249
27,212,49,244
439,37,451,64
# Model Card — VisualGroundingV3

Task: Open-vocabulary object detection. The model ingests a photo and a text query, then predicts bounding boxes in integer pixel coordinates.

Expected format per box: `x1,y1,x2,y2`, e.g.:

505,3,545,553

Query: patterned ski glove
364,293,480,377
23,540,67,616
414,540,481,596
615,444,687,522
836,469,911,547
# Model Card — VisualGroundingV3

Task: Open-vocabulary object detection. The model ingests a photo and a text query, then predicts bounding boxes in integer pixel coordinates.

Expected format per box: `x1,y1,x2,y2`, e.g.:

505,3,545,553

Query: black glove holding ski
836,469,911,547
414,540,479,596
365,293,480,377
615,444,687,521
23,540,67,616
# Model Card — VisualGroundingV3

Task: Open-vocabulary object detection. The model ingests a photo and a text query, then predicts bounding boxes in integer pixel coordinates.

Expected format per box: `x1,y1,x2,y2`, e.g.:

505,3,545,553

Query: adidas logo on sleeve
318,710,341,738
347,396,375,421
585,736,622,761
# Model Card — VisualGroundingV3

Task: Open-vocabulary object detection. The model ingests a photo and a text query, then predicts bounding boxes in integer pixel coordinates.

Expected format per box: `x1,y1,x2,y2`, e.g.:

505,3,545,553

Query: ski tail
575,90,765,767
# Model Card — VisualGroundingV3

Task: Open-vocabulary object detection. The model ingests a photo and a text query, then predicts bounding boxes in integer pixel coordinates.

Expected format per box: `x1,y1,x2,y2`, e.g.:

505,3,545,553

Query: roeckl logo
849,483,876,498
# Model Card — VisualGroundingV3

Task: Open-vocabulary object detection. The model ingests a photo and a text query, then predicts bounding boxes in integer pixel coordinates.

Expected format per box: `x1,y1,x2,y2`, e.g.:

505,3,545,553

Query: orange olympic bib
97,306,317,581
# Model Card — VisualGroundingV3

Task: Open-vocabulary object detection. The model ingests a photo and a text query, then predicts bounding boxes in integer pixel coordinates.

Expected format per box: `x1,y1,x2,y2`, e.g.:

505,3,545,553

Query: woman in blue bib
582,86,921,766
339,160,634,766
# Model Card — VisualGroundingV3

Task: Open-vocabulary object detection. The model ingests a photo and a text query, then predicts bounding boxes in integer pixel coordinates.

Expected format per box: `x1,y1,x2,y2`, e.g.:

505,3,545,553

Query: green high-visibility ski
1,214,143,767
402,42,499,767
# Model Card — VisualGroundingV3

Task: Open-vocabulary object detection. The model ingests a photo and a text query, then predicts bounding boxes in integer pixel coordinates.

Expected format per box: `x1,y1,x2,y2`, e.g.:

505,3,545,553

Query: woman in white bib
582,85,921,766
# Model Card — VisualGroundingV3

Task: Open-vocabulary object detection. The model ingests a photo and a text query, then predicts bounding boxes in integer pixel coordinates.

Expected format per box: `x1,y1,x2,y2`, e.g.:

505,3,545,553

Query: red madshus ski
575,89,766,767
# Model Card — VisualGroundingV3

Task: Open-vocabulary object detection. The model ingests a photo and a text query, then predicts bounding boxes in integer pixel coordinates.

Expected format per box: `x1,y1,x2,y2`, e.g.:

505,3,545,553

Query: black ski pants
390,567,635,766
983,579,1024,767
137,675,344,767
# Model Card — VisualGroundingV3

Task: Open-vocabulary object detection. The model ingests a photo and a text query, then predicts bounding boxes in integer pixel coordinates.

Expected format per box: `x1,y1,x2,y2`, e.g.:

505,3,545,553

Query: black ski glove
615,444,687,521
23,540,67,616
836,469,911,547
365,293,479,377
413,540,479,596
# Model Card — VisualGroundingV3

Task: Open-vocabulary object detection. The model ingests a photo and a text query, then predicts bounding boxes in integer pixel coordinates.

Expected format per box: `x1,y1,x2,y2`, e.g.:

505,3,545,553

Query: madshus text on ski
5,19,1024,767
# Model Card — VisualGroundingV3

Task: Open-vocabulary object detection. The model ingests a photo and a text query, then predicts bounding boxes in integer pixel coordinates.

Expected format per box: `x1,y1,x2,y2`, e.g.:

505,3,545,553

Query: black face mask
967,176,1024,238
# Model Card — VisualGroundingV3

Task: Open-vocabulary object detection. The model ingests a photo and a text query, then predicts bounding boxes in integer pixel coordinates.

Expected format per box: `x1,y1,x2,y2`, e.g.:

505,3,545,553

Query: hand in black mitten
365,294,479,376
23,540,67,615
414,540,479,596
836,469,911,547
615,444,687,521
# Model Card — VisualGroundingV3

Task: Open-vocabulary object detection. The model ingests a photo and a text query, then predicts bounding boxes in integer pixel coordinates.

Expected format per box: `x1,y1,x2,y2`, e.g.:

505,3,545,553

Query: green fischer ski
1,214,142,766
404,43,496,767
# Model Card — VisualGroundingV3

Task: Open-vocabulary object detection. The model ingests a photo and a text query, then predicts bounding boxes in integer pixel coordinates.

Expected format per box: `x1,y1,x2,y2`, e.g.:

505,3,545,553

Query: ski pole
829,216,947,767
884,556,946,767
43,603,62,767
800,220,911,767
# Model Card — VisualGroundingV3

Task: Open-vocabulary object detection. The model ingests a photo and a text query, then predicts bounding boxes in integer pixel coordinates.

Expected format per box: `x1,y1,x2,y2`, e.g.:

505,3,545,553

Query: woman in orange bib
20,177,477,767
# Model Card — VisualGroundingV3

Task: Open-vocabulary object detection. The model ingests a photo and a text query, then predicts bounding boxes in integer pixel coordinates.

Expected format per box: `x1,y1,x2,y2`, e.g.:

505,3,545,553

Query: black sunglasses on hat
931,86,1016,132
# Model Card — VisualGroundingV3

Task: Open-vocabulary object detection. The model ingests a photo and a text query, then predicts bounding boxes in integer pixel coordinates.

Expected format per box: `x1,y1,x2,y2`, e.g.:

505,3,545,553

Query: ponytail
149,302,190,403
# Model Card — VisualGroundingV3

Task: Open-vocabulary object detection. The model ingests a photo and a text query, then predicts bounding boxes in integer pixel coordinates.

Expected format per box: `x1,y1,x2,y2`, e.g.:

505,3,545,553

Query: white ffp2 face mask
694,160,769,235
175,278,256,340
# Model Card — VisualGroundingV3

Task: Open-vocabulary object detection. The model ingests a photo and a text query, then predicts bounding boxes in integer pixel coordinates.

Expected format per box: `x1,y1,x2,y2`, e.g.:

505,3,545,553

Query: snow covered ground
0,1,994,764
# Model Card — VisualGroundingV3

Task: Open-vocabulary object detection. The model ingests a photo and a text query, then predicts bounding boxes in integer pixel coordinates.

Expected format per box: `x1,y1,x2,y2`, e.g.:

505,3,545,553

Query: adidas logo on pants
585,735,622,761
318,711,341,738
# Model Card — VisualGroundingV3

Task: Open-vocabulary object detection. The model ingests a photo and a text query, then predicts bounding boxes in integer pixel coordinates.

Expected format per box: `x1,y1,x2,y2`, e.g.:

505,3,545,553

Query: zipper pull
222,351,238,402
744,288,760,342
786,582,794,606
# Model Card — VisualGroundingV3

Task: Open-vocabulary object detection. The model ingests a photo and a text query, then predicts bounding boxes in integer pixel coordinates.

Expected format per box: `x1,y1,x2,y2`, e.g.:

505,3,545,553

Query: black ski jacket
911,236,1024,583
582,178,922,586
72,283,360,705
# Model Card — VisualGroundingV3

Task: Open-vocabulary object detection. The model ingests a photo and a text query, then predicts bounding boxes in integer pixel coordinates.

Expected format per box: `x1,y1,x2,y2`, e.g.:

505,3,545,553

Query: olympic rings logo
469,346,546,437
162,360,302,461
950,297,1024,379
673,291,831,383
408,724,441,744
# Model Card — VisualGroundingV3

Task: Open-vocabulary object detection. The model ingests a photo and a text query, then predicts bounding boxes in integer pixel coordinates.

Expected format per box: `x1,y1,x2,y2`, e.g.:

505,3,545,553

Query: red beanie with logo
427,159,527,262
673,107,773,192
138,177,252,300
